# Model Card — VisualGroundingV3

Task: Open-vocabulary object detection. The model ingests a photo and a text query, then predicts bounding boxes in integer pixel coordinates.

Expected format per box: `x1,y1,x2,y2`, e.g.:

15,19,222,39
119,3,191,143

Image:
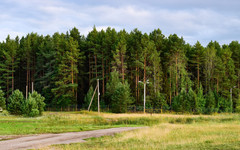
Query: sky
1,0,240,46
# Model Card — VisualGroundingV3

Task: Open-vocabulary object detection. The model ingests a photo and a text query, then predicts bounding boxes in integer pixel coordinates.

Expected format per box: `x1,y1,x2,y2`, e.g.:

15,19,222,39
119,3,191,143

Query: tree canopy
0,27,239,113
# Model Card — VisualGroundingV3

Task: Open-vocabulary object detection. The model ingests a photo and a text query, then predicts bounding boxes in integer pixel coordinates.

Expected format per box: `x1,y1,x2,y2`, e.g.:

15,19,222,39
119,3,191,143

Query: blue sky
1,0,240,46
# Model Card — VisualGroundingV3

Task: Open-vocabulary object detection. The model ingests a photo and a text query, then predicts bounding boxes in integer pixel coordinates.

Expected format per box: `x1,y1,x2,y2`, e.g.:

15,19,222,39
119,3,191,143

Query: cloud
0,0,240,46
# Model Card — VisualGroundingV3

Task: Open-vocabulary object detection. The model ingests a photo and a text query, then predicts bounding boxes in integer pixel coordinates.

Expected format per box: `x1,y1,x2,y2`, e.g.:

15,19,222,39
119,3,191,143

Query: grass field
0,111,240,149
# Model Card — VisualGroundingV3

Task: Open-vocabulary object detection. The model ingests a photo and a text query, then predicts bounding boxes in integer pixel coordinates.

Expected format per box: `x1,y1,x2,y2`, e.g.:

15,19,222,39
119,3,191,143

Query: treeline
0,27,239,113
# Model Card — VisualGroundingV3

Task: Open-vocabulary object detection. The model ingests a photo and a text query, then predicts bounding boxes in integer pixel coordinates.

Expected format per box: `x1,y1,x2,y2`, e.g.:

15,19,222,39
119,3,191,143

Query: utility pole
139,80,149,114
97,79,100,113
144,82,146,113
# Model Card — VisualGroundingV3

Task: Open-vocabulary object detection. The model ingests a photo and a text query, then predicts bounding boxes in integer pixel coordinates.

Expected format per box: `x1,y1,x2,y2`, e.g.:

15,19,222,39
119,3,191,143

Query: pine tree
127,29,142,104
189,41,204,89
0,35,19,97
203,46,216,92
229,41,240,96
52,35,80,106
106,71,132,113
112,30,127,82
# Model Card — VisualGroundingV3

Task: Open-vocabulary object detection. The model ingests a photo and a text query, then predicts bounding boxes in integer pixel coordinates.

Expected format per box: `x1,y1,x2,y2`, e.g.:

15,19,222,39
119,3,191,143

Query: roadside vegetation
0,111,239,135
52,121,240,150
40,112,240,150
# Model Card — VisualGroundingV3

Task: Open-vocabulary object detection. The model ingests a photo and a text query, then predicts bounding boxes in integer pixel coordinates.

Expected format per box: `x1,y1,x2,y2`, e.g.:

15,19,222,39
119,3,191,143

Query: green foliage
205,90,216,114
172,88,198,113
23,96,39,117
187,88,198,112
30,91,45,115
218,96,231,113
106,71,132,113
83,86,97,111
196,84,206,113
172,89,187,112
7,90,25,115
150,92,168,111
0,87,6,109
235,95,240,113
7,90,45,117
0,27,239,113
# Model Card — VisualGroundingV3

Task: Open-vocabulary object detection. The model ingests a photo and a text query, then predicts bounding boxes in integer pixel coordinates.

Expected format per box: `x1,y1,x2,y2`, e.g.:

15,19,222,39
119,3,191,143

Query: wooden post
32,82,34,93
88,84,98,111
26,86,28,99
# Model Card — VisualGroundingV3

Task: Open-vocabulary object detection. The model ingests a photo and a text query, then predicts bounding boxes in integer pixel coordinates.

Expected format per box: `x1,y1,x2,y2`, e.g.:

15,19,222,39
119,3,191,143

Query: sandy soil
0,127,143,150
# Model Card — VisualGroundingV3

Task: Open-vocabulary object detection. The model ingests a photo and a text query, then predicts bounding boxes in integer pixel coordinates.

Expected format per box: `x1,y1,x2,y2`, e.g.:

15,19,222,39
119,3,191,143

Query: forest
0,27,239,113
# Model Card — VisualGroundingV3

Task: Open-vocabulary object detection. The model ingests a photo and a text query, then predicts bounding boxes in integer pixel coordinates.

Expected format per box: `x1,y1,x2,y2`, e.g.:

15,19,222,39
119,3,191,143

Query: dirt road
0,127,143,150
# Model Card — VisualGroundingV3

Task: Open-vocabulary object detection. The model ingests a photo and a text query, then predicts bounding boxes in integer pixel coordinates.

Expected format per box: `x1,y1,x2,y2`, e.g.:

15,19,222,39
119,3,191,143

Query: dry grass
41,112,240,150
1,111,239,149
51,122,240,150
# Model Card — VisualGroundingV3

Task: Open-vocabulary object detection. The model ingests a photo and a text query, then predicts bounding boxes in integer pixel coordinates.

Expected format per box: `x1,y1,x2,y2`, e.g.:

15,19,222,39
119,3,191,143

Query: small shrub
7,90,45,117
29,109,39,117
23,91,45,117
30,91,45,115
23,96,39,116
0,87,6,110
7,90,25,115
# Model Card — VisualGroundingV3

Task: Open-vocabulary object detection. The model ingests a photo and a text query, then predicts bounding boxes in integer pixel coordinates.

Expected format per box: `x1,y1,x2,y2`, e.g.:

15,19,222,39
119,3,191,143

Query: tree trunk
12,57,14,93
169,68,172,106
135,66,138,103
105,59,108,84
175,55,178,96
7,66,9,98
154,65,156,93
197,59,200,88
94,55,98,78
102,53,105,96
89,55,91,86
121,54,124,82
26,62,29,95
217,75,219,93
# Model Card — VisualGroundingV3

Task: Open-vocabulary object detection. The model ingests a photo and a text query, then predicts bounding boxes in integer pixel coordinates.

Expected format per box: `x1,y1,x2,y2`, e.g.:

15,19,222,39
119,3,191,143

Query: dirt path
0,127,143,150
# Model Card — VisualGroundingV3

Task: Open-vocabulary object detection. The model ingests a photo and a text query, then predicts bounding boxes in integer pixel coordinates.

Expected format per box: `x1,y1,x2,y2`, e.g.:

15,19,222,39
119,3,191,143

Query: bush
22,91,45,117
29,109,39,117
30,91,45,115
0,87,6,110
7,90,45,117
22,96,39,116
7,90,25,115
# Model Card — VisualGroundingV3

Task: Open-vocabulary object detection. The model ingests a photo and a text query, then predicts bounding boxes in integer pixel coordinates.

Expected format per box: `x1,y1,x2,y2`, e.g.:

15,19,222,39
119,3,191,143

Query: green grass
1,111,240,149
46,112,239,150
0,111,142,135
